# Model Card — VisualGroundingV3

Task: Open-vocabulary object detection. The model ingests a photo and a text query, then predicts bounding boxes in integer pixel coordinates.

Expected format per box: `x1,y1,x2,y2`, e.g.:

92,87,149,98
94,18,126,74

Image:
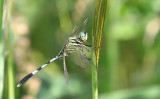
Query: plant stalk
92,0,107,99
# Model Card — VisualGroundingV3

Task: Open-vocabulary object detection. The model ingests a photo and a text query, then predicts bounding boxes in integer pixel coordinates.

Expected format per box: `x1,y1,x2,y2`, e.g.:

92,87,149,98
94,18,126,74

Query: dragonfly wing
72,25,79,33
70,18,88,37
69,47,93,68
63,55,69,84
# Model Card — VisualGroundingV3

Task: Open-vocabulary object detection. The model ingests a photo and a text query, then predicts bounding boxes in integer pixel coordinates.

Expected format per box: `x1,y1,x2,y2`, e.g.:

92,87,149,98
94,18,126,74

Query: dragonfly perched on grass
17,18,92,87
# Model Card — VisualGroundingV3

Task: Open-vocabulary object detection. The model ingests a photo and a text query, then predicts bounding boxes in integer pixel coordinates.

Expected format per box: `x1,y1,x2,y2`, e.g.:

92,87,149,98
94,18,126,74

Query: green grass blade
0,0,4,32
0,0,4,99
92,0,107,99
2,0,15,99
8,52,15,99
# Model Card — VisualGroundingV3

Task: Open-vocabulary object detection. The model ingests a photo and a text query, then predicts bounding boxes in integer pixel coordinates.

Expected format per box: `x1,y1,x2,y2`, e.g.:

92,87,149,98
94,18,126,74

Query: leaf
92,0,107,99
93,0,107,67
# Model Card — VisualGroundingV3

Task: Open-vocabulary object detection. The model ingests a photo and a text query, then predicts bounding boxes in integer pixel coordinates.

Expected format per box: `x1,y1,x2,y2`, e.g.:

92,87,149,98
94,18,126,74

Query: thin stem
92,0,107,99
92,65,98,99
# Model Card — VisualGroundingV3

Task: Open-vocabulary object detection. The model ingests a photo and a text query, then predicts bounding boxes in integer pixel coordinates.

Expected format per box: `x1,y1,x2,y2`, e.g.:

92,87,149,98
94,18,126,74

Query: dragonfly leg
71,45,93,65
79,50,91,61
83,44,101,52
81,54,94,66
83,45,91,52
83,44,92,47
74,47,95,67
94,46,101,50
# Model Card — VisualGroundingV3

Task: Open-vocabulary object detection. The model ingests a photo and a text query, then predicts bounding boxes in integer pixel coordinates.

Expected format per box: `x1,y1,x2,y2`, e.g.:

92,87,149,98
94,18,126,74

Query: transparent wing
70,18,88,37
63,55,69,84
69,47,93,68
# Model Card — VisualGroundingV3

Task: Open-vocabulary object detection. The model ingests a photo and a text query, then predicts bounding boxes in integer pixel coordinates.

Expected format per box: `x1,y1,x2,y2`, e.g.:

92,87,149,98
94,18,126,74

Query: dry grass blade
93,0,107,67
92,0,107,99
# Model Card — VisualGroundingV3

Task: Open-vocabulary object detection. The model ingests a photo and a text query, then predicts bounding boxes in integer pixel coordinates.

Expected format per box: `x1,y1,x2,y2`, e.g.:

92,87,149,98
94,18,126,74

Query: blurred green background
1,0,160,99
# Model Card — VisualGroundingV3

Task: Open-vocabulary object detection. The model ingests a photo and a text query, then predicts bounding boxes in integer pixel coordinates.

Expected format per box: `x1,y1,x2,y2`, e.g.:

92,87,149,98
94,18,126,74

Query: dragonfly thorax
79,31,88,42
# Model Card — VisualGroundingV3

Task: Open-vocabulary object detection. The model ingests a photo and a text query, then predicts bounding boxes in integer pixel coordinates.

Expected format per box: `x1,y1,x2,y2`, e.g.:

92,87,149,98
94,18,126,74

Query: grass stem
92,0,107,99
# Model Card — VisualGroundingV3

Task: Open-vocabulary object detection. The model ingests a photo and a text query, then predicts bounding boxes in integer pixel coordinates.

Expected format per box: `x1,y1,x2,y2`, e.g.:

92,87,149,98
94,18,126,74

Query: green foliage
1,0,160,99
1,0,16,99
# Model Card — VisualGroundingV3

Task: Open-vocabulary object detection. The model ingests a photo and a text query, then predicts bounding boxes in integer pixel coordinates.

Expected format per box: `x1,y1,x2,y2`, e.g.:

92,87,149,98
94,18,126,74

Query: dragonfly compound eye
80,31,88,42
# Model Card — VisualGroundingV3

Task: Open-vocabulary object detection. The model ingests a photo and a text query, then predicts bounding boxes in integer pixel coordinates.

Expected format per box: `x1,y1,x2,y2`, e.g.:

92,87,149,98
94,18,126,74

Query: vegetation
92,0,107,99
0,0,160,99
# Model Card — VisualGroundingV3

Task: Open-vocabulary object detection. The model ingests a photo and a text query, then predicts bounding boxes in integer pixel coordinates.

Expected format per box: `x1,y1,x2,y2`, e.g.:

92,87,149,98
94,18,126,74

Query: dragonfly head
80,31,88,42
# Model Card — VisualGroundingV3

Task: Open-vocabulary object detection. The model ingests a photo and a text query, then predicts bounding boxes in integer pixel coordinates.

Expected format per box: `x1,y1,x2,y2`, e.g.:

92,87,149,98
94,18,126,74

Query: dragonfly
17,18,92,87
